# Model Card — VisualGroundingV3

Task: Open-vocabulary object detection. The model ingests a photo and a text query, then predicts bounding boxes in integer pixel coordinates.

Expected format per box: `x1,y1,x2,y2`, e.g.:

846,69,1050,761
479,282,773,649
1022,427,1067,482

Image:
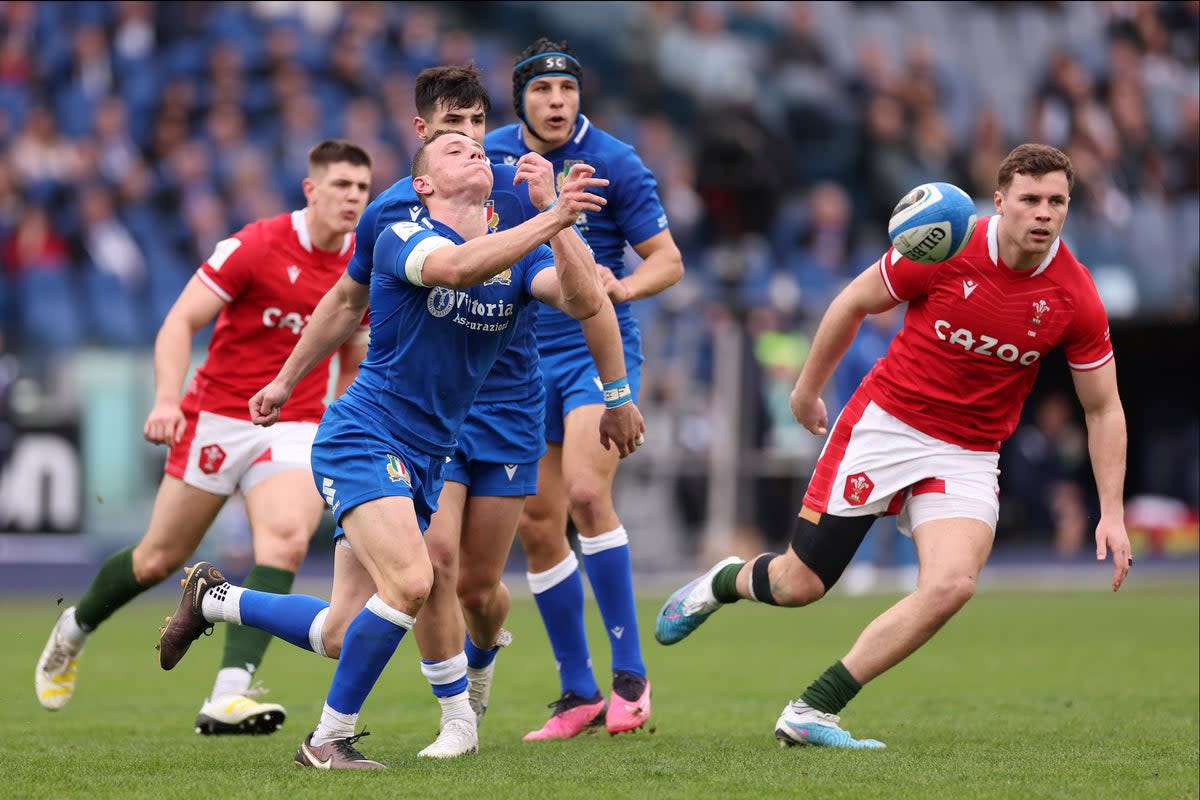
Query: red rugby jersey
863,215,1113,451
183,210,357,422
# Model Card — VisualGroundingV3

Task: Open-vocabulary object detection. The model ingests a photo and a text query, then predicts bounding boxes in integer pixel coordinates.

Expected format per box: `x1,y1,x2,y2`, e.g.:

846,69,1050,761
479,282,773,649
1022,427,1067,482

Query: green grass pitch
4,578,1197,800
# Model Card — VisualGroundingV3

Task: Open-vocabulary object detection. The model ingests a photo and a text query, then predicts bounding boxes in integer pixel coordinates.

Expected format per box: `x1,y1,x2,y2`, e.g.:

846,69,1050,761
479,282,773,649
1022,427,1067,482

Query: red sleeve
195,224,265,303
1063,269,1115,371
878,246,939,303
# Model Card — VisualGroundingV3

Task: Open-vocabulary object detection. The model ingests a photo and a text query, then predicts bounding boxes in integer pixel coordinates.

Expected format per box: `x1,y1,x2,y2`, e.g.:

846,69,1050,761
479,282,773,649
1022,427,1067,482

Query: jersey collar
292,208,352,255
292,209,312,252
987,213,1059,277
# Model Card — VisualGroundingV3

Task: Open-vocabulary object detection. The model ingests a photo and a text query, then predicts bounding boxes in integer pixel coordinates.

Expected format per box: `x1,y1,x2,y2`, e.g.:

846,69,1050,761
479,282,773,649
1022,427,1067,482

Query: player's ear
413,174,432,197
993,190,1003,214
302,177,317,205
413,116,428,140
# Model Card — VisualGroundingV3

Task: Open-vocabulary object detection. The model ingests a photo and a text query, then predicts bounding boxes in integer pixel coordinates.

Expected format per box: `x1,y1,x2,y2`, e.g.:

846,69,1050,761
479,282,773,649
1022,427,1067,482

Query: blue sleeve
347,201,380,285
610,146,669,248
521,244,556,296
373,220,444,284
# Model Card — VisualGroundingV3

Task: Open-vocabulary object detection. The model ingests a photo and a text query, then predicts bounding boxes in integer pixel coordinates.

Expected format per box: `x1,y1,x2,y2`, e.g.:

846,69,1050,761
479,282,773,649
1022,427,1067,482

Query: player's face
418,101,488,144
523,76,579,148
427,132,493,197
994,171,1070,258
308,162,372,233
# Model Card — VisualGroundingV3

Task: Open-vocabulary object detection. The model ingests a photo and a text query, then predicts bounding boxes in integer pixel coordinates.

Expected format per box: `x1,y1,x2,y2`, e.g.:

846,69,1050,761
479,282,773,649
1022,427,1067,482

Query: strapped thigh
789,506,876,591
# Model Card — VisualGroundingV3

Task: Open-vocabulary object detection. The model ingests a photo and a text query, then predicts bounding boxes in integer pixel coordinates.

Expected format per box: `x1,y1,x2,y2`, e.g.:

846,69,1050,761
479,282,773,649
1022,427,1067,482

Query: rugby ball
887,182,977,264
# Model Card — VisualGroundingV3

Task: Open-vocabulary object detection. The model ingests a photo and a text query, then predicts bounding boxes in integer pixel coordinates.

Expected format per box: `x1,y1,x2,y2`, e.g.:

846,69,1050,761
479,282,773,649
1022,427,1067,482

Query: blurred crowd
0,1,1197,554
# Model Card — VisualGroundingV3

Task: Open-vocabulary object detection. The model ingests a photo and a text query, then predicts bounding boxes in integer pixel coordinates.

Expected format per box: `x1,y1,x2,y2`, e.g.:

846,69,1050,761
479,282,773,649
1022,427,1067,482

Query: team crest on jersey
556,160,587,191
483,268,512,287
843,472,874,506
385,454,411,486
427,287,455,318
199,444,226,475
485,200,500,232
1029,299,1050,327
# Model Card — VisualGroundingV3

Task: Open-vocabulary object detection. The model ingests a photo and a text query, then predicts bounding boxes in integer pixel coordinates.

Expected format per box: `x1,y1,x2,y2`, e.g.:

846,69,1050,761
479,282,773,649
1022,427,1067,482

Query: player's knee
456,578,492,615
426,539,459,579
564,481,610,529
131,546,186,586
257,524,312,569
768,553,827,606
389,563,434,611
920,573,978,617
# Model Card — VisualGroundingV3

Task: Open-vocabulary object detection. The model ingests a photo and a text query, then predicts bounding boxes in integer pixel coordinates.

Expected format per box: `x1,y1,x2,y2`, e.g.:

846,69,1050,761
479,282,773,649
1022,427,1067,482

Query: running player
35,140,373,736
655,143,1132,749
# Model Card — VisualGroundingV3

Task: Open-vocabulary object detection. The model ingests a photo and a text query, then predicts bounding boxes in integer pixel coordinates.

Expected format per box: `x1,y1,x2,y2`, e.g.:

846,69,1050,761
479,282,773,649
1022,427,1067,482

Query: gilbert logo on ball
888,182,977,264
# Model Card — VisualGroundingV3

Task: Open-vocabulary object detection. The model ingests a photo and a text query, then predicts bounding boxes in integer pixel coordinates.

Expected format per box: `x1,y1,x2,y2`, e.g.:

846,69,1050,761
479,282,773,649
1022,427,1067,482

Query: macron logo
504,464,518,481
409,205,422,222
962,280,978,299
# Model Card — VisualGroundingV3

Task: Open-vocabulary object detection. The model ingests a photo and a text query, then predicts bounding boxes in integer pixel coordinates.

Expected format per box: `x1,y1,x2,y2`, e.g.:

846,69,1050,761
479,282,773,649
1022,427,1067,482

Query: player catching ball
655,142,1132,749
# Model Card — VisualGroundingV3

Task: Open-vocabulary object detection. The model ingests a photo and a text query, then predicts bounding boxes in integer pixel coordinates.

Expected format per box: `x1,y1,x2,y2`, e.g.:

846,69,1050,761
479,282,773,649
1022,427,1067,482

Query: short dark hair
411,129,465,179
512,37,583,126
414,64,490,120
308,139,372,172
997,143,1075,191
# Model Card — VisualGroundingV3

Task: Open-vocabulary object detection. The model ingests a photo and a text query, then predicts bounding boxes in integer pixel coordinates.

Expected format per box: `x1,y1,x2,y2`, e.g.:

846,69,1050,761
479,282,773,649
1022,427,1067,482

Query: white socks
313,704,358,746
200,583,245,624
210,666,252,700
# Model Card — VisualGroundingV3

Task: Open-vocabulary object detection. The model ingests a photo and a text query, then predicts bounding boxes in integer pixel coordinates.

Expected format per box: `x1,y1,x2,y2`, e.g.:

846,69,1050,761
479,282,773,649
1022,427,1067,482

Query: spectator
1001,390,1094,558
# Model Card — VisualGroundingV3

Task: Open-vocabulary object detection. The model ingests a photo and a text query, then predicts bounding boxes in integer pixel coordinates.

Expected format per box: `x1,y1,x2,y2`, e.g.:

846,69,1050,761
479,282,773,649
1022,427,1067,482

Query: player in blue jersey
327,65,643,759
157,129,632,770
484,38,686,739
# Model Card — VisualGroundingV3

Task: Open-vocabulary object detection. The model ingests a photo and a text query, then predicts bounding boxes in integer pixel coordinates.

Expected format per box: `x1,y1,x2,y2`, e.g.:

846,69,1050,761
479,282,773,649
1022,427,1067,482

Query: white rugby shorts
165,409,317,495
803,394,1000,535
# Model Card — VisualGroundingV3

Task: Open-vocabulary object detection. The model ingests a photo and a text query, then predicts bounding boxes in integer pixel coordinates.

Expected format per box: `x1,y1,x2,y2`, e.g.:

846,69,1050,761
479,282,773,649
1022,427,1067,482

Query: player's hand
553,163,607,228
143,400,186,446
1094,515,1133,592
514,152,557,210
249,380,291,427
790,390,828,436
597,266,632,304
598,401,645,458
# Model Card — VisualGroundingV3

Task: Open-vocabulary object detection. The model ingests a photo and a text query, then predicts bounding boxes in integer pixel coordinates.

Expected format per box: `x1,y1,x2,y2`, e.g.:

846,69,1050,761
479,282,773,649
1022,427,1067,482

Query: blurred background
0,0,1196,592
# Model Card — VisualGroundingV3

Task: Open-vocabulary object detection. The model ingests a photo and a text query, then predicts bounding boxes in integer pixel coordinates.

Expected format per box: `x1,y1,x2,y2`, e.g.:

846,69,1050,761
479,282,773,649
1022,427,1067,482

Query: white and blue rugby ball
887,182,977,264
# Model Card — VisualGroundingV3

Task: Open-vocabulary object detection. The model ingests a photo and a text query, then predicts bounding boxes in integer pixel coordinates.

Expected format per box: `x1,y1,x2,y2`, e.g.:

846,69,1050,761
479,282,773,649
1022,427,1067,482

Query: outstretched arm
790,262,899,435
418,164,608,289
1071,359,1132,591
249,271,369,426
515,151,605,320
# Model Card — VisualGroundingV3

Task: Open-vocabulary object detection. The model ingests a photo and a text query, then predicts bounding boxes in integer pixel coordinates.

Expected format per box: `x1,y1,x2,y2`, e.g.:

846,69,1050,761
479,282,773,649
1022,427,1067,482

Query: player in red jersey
654,143,1132,749
35,140,373,736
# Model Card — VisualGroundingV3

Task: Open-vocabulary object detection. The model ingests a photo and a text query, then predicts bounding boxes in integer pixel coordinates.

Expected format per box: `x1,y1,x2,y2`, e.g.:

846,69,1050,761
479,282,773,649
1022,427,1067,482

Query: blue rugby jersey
339,218,553,456
347,164,543,403
485,114,667,358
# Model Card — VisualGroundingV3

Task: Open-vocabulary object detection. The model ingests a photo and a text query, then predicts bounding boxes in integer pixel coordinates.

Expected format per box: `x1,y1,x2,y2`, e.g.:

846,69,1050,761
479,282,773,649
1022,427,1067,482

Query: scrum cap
512,38,582,129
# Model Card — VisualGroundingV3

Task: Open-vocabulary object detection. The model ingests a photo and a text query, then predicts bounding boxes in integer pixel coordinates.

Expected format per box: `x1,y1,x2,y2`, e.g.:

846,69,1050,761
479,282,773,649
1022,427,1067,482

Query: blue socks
528,552,600,699
238,590,329,652
326,595,414,714
580,527,645,678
